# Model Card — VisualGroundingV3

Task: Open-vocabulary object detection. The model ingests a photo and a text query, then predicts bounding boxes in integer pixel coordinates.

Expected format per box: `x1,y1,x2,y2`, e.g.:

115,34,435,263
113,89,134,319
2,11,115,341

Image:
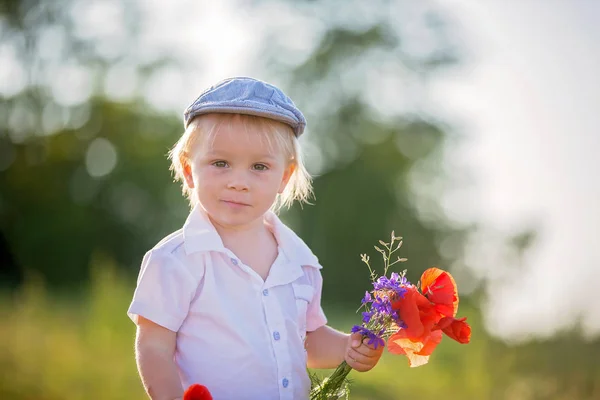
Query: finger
345,351,373,372
353,342,384,357
353,347,379,359
362,337,385,350
350,332,363,348
348,349,376,365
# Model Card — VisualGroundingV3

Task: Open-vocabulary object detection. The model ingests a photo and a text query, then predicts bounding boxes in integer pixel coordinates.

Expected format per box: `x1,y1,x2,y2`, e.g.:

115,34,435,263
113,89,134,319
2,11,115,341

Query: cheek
258,172,285,190
195,167,212,181
192,166,219,190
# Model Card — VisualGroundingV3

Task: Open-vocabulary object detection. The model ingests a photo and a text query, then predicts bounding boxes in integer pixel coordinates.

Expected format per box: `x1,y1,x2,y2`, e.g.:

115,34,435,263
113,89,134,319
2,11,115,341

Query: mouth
220,199,251,207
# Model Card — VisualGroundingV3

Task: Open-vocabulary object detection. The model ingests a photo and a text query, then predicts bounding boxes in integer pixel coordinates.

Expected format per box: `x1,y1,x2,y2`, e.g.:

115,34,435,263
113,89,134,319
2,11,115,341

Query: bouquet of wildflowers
309,232,471,400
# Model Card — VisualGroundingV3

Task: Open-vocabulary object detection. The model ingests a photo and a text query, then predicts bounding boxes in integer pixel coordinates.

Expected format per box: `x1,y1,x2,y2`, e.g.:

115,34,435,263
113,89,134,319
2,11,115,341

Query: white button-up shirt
128,206,327,400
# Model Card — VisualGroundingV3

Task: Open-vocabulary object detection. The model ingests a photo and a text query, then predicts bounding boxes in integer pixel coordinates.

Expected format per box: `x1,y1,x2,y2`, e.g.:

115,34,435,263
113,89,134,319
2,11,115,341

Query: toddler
128,77,383,400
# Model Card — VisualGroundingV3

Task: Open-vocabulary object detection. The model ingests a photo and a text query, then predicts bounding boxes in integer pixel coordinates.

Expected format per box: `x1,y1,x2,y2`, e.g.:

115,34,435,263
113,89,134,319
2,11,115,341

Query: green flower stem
310,361,353,400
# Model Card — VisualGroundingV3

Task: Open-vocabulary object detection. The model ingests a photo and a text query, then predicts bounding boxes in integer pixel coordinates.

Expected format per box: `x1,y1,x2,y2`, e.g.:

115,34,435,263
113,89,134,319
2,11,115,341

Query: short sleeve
304,266,328,332
127,250,198,332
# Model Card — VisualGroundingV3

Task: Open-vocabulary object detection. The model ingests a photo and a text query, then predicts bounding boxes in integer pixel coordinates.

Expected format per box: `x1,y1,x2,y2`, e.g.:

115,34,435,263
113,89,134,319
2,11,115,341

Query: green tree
0,0,188,287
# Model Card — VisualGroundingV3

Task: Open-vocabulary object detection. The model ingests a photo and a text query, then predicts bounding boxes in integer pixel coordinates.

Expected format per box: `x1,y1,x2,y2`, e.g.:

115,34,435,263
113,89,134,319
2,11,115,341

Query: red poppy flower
387,268,471,367
438,316,471,344
387,328,443,367
420,267,458,317
391,286,438,339
184,384,213,400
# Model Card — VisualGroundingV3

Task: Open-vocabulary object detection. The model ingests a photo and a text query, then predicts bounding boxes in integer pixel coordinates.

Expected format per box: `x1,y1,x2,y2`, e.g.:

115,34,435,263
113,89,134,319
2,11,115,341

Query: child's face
184,116,294,230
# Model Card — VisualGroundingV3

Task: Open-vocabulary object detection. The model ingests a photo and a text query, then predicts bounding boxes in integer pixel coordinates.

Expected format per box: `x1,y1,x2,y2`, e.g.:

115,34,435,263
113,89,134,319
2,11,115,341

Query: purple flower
351,325,363,334
361,291,372,304
350,325,386,349
372,274,409,298
371,297,392,315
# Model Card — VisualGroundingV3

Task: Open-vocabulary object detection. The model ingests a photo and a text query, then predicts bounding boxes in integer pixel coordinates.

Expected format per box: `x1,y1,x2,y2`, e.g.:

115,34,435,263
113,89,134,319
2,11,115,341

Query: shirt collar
263,211,321,269
182,205,227,254
182,205,321,269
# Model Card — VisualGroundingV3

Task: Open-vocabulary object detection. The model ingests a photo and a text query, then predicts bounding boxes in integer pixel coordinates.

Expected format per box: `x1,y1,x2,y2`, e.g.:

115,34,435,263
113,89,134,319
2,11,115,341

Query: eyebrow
204,151,278,161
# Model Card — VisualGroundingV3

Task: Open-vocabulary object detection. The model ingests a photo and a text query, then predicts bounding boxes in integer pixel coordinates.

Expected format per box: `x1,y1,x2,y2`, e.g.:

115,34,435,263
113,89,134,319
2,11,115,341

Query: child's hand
345,332,384,372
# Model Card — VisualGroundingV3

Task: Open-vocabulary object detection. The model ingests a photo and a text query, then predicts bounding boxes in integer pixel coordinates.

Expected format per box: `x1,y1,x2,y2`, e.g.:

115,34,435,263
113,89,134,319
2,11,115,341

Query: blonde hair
168,113,313,212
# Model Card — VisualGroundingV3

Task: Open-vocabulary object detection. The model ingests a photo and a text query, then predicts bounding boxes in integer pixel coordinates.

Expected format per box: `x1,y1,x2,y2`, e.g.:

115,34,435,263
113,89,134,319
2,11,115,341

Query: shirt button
230,258,238,265
273,331,280,341
262,289,269,296
282,378,289,388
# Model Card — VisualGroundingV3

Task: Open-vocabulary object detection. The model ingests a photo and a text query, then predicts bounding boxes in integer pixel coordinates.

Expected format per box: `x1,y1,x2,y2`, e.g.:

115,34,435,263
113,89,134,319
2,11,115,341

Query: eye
252,163,269,171
212,160,228,168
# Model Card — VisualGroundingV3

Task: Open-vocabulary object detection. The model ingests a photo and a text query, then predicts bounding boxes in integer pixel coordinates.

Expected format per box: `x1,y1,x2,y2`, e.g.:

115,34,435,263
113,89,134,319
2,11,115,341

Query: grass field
1,267,597,400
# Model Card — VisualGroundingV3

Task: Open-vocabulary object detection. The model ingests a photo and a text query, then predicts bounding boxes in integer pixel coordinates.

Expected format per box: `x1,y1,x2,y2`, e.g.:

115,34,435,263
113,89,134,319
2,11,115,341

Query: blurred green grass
1,266,598,400
0,266,142,400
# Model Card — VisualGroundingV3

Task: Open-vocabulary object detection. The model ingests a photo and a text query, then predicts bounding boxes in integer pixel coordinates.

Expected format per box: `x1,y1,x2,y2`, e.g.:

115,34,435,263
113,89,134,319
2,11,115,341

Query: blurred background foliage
0,0,599,399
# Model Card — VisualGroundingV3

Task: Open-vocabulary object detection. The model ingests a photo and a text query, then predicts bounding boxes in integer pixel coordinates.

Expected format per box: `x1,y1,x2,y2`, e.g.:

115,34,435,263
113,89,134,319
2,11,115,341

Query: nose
226,170,249,191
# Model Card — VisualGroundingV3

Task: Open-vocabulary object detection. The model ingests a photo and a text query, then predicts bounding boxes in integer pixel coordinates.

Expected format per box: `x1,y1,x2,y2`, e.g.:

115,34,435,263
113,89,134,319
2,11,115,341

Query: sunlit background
1,0,599,399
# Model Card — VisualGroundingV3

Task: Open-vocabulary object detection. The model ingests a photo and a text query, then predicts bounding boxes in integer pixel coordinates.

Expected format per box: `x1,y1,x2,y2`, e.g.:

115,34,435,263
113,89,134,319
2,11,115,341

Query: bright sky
431,0,600,341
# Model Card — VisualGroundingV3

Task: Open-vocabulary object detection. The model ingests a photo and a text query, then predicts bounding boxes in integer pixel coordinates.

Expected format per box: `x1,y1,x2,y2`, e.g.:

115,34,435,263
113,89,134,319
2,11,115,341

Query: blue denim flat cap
183,77,307,137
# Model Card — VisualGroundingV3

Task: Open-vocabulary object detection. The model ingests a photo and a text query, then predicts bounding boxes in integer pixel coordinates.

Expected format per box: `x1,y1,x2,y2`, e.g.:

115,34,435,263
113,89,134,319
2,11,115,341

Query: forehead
193,114,290,156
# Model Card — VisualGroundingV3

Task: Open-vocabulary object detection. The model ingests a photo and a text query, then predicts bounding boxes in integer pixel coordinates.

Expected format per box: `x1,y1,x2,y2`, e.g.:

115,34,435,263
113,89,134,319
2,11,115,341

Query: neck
209,215,267,241
211,215,279,271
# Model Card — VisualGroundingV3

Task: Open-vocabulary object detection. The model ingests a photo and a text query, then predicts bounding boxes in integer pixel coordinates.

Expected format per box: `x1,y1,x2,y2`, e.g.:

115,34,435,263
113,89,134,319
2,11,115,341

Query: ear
183,162,195,189
278,163,296,194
